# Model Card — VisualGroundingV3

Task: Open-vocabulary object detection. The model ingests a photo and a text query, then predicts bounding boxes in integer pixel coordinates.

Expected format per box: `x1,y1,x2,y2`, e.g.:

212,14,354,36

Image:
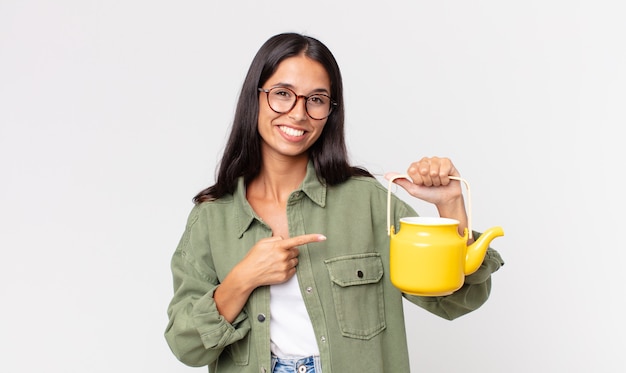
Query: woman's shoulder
337,175,416,214
326,175,393,204
186,194,235,218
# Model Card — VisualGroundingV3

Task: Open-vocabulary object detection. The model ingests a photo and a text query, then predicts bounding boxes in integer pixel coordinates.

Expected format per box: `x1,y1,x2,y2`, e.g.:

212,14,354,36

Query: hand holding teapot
386,157,469,234
385,157,504,296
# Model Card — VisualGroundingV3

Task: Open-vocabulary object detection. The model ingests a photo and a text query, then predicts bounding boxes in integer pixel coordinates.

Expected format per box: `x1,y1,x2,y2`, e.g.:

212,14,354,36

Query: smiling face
257,54,331,162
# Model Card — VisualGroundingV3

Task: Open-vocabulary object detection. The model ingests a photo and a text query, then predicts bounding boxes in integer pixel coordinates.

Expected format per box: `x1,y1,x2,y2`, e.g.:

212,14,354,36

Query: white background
1,1,624,372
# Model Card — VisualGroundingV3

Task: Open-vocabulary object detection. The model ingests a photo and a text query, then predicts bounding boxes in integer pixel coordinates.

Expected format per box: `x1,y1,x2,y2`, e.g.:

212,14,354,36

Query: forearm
436,194,470,238
214,264,256,323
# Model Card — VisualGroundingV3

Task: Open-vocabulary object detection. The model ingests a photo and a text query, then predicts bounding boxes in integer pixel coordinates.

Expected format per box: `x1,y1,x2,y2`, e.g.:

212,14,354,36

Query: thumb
385,172,422,196
384,172,403,181
384,172,413,189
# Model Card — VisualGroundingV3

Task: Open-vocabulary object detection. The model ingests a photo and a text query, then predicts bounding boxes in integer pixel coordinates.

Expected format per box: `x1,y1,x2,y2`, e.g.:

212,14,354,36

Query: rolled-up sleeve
405,245,505,321
164,207,251,367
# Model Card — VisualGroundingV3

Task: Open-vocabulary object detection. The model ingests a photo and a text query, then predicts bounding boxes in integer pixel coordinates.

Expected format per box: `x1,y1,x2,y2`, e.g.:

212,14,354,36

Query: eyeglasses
258,87,337,120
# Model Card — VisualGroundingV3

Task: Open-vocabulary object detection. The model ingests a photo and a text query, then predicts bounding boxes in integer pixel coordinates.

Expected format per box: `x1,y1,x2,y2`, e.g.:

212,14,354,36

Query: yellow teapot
387,175,504,296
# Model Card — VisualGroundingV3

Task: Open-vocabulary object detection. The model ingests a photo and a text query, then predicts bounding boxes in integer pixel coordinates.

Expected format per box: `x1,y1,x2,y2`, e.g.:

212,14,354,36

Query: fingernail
318,235,327,241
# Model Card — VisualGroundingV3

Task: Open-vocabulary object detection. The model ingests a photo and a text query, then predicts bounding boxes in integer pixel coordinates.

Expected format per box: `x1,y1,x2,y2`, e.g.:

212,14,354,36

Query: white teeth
279,126,304,137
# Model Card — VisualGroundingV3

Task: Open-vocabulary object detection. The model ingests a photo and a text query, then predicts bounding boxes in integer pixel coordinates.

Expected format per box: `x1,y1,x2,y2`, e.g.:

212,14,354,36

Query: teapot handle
386,175,473,239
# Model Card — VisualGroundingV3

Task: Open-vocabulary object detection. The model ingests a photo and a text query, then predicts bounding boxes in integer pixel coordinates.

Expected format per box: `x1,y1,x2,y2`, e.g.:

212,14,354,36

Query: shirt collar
233,160,327,238
299,160,327,208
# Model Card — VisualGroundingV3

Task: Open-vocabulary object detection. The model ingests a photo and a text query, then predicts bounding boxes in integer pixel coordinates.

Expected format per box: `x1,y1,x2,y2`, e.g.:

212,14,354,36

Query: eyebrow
270,83,330,95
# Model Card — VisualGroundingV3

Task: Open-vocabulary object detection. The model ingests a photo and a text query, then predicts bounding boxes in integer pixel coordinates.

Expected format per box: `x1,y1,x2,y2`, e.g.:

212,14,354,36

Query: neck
248,155,309,204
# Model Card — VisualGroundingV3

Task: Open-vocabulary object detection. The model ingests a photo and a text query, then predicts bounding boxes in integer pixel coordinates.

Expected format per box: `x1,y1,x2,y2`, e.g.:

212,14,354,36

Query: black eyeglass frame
258,87,338,120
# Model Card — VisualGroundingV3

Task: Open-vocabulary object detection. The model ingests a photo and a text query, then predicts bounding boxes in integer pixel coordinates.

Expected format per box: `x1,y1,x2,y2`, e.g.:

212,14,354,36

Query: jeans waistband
271,355,321,373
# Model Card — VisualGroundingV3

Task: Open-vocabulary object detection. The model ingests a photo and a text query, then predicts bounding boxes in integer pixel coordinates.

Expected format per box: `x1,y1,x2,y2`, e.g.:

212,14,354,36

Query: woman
165,32,504,373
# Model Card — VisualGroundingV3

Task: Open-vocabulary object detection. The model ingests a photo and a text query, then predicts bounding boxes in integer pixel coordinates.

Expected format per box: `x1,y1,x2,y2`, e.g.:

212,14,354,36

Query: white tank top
269,275,319,357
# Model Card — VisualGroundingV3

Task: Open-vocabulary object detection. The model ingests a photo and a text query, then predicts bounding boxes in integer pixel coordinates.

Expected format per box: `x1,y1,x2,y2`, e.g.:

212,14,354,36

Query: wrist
436,196,469,236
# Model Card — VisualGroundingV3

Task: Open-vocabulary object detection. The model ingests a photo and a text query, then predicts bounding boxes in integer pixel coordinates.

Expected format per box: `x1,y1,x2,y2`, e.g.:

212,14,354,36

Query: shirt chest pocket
324,253,386,340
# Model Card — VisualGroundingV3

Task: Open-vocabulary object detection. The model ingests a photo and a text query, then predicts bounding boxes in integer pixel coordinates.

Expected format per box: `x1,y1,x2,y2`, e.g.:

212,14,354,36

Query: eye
271,88,293,100
308,95,328,106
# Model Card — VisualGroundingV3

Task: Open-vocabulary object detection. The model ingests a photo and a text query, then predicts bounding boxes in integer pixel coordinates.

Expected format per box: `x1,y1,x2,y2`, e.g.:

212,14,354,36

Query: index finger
280,234,327,249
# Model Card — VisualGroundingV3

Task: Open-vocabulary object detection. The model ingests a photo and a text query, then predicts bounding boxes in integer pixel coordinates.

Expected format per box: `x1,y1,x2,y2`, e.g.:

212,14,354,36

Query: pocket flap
325,253,383,287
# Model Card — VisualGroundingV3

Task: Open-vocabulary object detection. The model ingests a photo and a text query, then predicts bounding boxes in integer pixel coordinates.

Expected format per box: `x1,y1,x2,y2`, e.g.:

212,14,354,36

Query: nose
288,96,308,121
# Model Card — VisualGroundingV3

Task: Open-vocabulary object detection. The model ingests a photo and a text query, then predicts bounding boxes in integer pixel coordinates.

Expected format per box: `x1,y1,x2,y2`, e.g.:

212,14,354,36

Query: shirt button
257,313,266,322
306,286,313,294
320,336,326,343
357,270,364,278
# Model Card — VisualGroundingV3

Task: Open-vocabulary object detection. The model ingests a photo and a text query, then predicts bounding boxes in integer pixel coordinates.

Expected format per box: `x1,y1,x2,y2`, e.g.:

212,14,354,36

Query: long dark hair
194,33,372,203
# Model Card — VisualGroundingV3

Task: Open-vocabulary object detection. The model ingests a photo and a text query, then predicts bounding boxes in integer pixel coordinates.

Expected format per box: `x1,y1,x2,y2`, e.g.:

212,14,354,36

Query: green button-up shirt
165,162,504,372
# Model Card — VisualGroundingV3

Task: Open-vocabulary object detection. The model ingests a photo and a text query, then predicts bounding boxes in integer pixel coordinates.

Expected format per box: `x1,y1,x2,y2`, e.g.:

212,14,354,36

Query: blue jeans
271,355,321,373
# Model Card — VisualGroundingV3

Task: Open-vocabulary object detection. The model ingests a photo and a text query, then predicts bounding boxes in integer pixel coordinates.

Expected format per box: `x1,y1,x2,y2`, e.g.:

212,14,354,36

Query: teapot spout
464,226,504,275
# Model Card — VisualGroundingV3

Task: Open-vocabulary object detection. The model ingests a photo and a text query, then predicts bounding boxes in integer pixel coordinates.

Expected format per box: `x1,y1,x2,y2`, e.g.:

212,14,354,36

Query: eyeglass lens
265,87,333,120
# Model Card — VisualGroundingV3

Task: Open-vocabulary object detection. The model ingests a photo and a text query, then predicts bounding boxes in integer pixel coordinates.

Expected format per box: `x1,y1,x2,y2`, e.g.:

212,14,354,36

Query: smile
279,126,305,137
